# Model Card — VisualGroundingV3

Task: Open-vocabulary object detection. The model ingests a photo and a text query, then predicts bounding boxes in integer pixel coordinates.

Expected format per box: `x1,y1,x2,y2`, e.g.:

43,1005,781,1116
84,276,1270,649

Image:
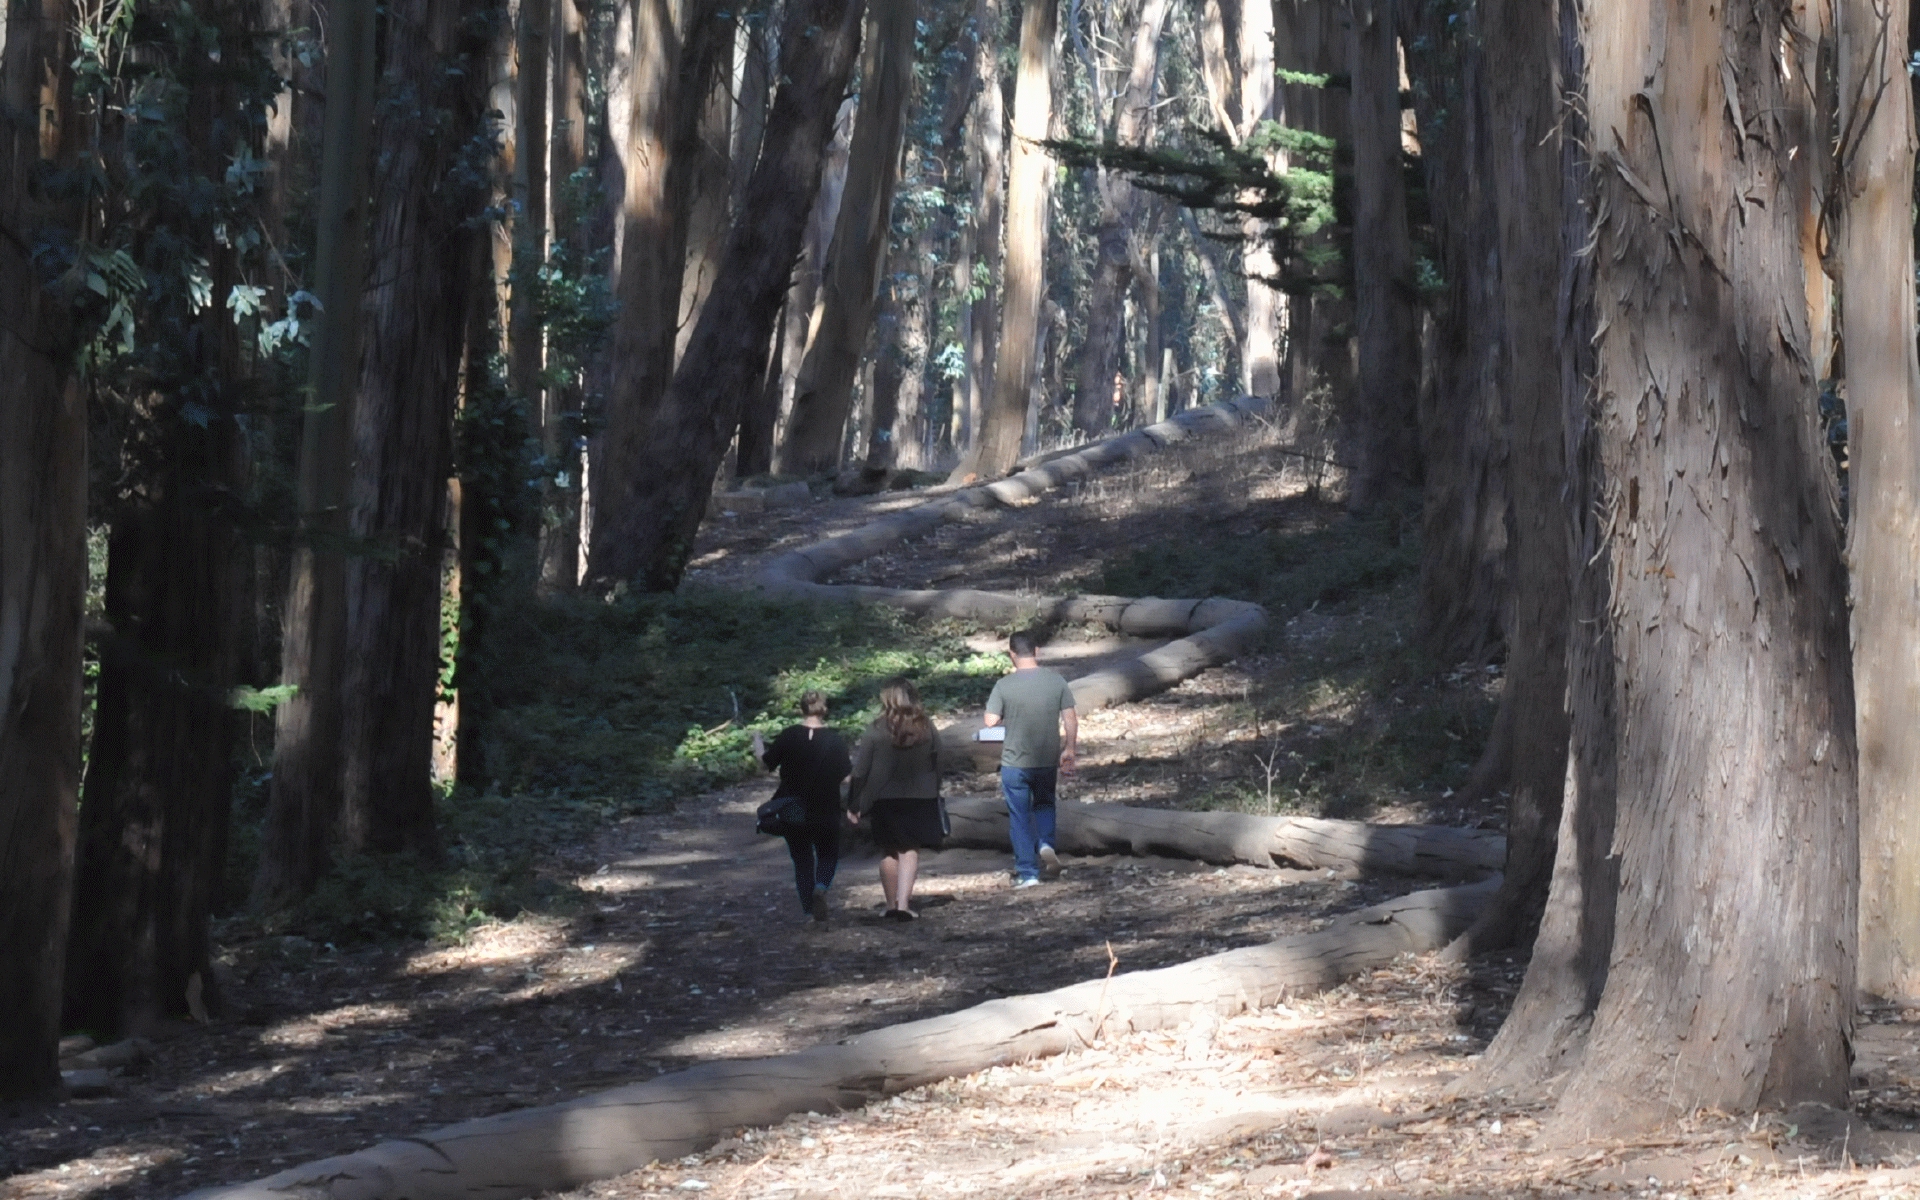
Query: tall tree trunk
1345,0,1420,510
593,0,866,591
1840,0,1920,1003
959,0,1006,470
739,99,855,480
585,0,728,586
1469,0,1610,1091
1073,0,1172,436
511,0,551,414
677,27,737,363
68,480,241,1036
1401,5,1509,669
1274,0,1349,411
0,0,82,1097
954,0,1057,482
778,1,915,477
66,0,259,1035
255,0,380,904
1236,0,1281,399
1488,0,1858,1133
536,0,591,592
1436,0,1569,958
337,0,491,859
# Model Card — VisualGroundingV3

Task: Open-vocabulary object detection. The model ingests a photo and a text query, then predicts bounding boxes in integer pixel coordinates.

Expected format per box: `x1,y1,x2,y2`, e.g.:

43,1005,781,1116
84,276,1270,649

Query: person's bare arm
1060,707,1079,773
983,712,1002,727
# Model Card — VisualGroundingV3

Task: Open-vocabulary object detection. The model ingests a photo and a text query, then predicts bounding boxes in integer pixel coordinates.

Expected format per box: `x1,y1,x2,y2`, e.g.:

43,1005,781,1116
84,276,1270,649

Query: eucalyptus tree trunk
1274,0,1350,410
1839,0,1920,1003
779,1,915,476
954,0,1057,482
585,0,729,587
960,0,1006,466
1434,0,1569,958
1483,0,1857,1133
1235,0,1280,400
65,0,262,1037
1468,0,1611,1092
740,99,854,480
256,0,379,905
677,33,737,362
536,0,590,592
337,0,492,859
1073,0,1172,436
510,0,551,414
0,0,82,1098
1345,0,1420,510
1401,4,1509,668
596,0,866,591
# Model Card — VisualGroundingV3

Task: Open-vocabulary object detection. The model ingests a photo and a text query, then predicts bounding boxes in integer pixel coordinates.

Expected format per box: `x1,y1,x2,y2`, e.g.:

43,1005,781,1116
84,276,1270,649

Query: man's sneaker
809,890,830,923
1038,844,1061,877
1014,876,1043,889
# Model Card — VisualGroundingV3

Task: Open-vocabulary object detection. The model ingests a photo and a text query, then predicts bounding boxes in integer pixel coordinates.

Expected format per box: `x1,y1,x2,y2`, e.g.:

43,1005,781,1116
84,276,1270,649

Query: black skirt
867,797,944,853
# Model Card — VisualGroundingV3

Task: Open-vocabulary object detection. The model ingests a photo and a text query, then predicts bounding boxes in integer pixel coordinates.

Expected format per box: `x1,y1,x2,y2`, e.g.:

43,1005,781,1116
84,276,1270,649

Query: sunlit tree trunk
1236,0,1280,399
1485,0,1856,1133
1074,0,1172,436
1839,0,1920,1003
594,0,865,590
536,0,590,592
510,0,551,416
0,0,82,1097
955,0,1057,482
779,1,915,476
256,0,379,904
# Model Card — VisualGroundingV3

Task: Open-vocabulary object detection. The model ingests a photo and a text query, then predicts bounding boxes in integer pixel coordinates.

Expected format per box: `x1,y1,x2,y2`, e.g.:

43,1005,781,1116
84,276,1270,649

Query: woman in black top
752,690,852,923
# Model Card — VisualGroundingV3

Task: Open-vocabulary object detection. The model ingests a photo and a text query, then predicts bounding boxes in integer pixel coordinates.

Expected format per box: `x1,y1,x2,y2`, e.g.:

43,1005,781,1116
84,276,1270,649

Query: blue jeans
1000,766,1058,881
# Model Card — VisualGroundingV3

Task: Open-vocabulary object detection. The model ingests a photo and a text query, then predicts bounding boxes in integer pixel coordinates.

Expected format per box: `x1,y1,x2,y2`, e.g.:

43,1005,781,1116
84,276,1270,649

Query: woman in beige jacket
849,678,943,921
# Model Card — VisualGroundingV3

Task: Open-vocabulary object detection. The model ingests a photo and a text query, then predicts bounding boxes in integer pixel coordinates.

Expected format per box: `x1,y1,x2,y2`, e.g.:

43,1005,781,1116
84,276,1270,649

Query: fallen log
940,794,1504,880
180,877,1493,1200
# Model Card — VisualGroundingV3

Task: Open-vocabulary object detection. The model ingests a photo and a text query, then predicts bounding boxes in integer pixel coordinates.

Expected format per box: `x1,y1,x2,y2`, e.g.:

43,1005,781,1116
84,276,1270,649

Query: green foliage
1043,124,1338,296
477,589,1005,804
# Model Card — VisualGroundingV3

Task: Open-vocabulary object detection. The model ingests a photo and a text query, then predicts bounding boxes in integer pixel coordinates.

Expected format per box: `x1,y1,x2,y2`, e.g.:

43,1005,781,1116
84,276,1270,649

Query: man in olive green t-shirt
983,631,1078,886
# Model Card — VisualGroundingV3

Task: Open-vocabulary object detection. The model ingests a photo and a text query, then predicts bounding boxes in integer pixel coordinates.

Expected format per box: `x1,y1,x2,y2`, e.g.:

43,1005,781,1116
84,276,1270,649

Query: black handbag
755,792,809,837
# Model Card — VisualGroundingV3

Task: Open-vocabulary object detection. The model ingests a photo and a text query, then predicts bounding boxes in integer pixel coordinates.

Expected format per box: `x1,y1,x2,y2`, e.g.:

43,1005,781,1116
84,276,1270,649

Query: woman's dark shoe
884,907,918,922
809,890,830,922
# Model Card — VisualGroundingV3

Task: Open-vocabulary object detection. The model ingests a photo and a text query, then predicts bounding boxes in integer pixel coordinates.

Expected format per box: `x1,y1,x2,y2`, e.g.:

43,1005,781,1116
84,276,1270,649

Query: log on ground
940,794,1504,880
179,878,1492,1200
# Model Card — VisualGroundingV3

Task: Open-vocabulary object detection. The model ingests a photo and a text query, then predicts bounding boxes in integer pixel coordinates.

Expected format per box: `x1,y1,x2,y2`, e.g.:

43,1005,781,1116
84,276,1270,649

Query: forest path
2,404,1428,1200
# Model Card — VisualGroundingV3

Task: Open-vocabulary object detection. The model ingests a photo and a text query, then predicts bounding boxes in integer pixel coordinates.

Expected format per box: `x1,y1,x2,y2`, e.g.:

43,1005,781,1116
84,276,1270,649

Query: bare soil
7,427,1916,1200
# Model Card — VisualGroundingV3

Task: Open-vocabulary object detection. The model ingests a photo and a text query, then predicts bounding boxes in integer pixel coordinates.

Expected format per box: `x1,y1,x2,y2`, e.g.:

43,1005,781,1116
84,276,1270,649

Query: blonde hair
877,677,931,747
799,689,829,718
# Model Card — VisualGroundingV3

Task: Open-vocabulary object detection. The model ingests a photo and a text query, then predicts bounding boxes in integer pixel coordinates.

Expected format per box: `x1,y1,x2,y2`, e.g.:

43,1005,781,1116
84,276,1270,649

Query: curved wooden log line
183,400,1502,1200
758,395,1273,715
940,794,1504,880
182,879,1496,1200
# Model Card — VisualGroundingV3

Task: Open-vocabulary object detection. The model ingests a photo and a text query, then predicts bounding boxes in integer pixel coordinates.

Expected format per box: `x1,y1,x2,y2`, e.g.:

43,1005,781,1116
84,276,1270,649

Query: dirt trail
14,419,1920,1200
